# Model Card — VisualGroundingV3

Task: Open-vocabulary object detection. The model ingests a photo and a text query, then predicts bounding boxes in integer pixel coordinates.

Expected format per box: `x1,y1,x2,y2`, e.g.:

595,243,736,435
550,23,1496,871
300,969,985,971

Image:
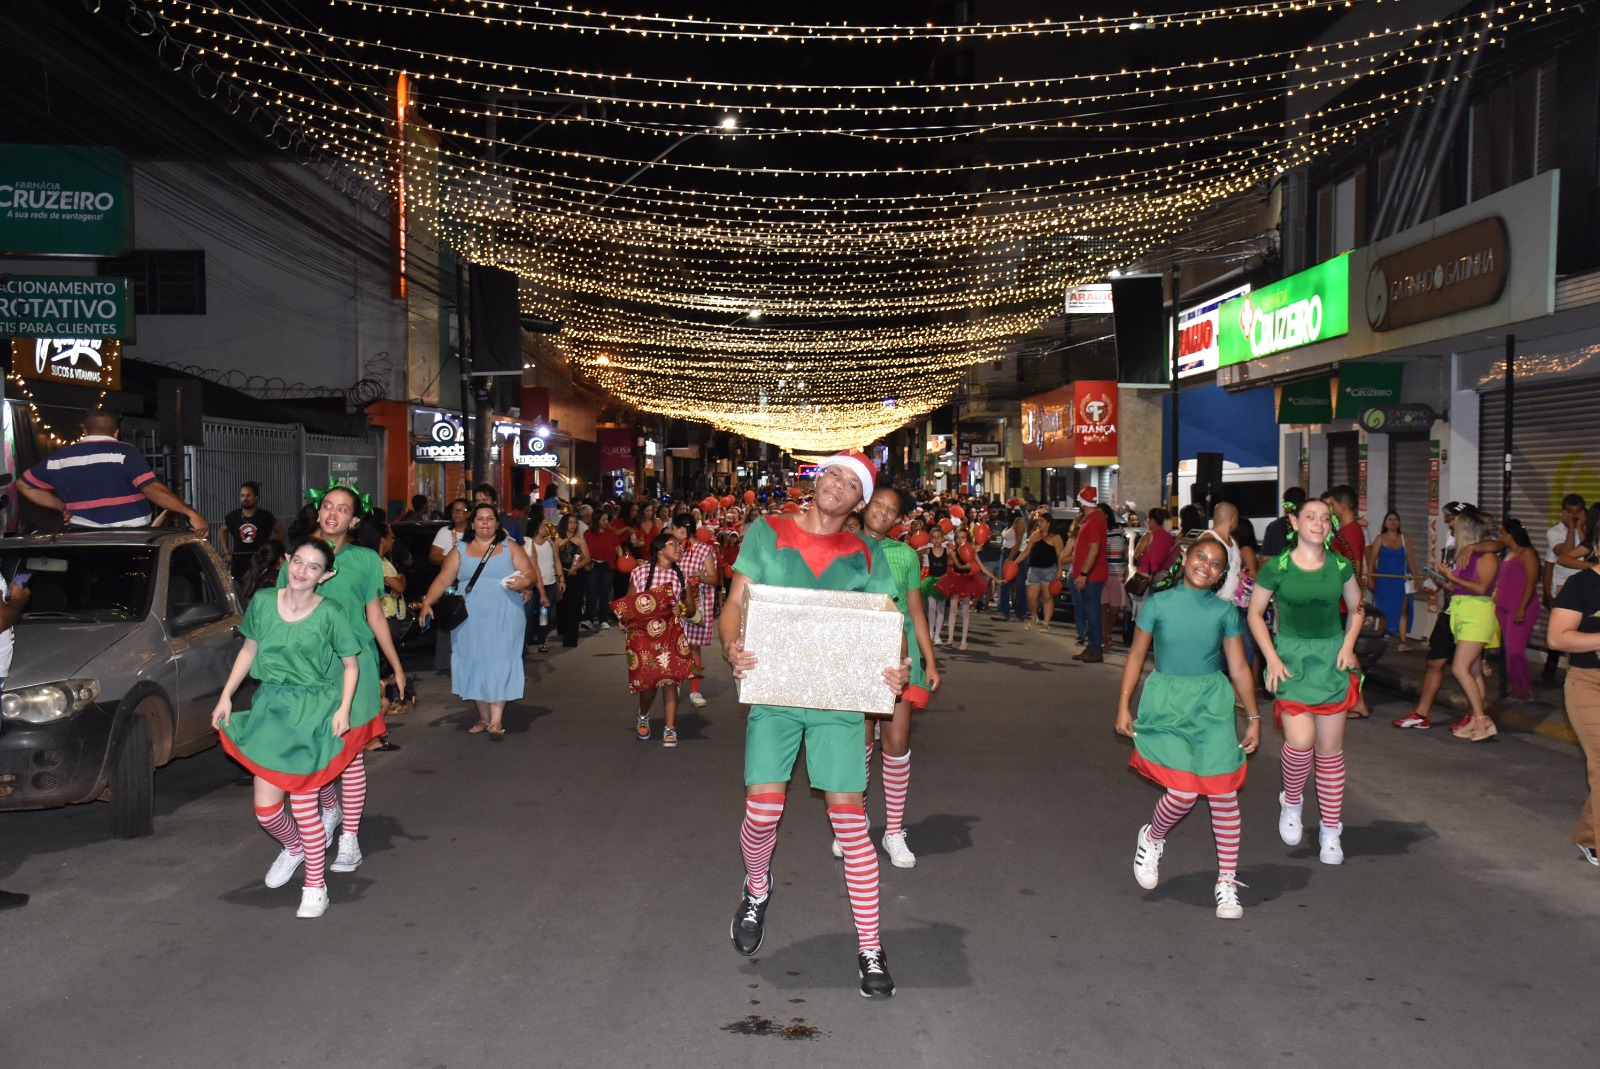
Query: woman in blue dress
420,503,536,739
1364,511,1418,651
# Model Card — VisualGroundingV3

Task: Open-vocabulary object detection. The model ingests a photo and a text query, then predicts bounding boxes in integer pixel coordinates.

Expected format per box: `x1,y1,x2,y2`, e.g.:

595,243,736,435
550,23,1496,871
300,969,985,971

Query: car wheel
108,713,155,839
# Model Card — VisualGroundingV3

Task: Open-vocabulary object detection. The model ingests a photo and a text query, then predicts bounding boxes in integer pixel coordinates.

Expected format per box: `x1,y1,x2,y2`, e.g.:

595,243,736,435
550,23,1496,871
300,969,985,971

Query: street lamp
590,115,739,210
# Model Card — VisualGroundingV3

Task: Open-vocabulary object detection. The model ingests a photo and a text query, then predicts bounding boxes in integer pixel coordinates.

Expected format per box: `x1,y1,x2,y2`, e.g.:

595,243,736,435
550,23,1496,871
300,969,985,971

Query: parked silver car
0,530,244,837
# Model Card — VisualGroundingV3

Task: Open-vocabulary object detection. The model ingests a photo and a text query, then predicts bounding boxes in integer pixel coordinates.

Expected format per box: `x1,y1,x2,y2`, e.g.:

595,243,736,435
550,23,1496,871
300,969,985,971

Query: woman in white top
524,520,562,653
428,498,472,670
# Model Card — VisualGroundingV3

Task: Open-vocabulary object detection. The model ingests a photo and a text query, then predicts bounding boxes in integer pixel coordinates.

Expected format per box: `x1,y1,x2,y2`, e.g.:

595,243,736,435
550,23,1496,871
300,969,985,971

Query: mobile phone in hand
12,572,31,587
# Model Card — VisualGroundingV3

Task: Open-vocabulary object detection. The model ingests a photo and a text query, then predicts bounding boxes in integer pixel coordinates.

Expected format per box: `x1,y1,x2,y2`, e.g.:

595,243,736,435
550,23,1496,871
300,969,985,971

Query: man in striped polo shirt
18,410,208,535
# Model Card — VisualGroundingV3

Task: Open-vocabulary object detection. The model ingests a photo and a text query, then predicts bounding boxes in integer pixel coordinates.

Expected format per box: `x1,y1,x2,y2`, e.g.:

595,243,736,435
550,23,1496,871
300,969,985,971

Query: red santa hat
822,450,878,507
1076,486,1098,508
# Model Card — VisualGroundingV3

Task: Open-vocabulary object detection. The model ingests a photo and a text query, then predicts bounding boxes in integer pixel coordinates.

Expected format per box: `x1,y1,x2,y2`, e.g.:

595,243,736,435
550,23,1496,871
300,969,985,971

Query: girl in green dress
1116,539,1262,919
1247,497,1364,867
214,538,361,919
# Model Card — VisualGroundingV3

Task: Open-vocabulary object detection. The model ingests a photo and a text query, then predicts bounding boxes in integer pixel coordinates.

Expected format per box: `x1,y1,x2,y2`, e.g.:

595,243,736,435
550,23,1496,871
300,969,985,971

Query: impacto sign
1219,254,1349,367
0,145,133,257
0,275,132,339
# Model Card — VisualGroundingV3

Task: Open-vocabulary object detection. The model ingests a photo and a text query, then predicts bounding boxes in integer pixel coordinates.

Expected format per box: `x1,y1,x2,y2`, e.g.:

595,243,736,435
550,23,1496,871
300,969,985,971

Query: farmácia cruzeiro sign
1219,253,1349,366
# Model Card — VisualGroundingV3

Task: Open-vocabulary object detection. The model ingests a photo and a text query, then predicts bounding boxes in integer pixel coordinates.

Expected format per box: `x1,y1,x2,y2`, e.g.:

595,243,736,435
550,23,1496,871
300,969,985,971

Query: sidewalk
1364,643,1578,748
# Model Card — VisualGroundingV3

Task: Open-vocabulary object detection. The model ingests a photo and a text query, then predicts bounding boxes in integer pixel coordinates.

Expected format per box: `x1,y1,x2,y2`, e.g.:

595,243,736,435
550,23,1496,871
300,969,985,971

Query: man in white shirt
1543,494,1588,684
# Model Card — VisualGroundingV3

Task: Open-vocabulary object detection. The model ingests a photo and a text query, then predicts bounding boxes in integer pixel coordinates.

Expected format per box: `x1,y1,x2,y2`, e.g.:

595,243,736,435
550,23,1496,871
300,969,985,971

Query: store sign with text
1063,284,1115,315
1365,217,1507,331
1219,254,1349,366
1072,380,1118,465
1176,284,1250,379
0,275,132,339
11,338,122,390
0,145,133,257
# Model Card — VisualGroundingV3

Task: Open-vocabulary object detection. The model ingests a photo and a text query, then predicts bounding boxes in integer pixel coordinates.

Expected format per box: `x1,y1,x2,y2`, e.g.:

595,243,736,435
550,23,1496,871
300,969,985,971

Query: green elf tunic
1128,583,1248,795
734,516,899,793
1255,550,1361,720
219,590,364,791
277,542,388,749
877,535,930,709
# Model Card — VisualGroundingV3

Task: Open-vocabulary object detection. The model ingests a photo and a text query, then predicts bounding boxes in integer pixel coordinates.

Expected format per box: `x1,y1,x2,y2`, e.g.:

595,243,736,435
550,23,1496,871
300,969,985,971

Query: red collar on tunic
770,515,872,579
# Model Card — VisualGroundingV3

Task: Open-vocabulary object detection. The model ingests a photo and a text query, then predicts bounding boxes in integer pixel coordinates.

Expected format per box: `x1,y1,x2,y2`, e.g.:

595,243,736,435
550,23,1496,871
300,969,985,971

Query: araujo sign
1219,253,1349,367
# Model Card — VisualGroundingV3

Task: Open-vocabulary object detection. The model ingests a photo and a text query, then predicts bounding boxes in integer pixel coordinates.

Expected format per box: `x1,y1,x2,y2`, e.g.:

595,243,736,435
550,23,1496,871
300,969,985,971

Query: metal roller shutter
1479,378,1600,651
1327,432,1359,492
1387,434,1433,540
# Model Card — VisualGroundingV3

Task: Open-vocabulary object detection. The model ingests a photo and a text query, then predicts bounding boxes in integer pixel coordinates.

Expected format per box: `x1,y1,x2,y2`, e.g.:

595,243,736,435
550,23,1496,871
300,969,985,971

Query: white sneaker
830,837,843,859
296,886,329,918
882,831,916,869
599,622,611,630
264,849,304,889
330,832,363,872
1214,876,1246,919
321,803,341,846
688,691,707,708
1133,824,1163,889
1278,791,1304,846
1319,823,1344,865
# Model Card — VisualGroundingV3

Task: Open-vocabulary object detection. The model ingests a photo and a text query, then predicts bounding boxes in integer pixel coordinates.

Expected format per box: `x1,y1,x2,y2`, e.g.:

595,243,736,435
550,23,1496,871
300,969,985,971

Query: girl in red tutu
615,532,697,747
935,526,999,650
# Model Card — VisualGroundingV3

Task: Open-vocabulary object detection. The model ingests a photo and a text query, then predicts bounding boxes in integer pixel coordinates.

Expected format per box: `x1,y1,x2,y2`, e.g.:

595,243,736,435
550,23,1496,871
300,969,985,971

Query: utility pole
1500,333,1515,702
1168,264,1181,513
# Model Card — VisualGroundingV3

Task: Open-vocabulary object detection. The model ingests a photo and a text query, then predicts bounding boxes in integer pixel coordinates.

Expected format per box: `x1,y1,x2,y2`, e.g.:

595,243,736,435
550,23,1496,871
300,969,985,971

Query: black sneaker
858,948,895,998
730,884,768,955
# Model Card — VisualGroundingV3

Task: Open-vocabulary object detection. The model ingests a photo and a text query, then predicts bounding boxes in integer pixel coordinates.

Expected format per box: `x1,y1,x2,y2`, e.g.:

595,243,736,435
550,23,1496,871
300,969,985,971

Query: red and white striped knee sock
289,792,327,888
318,784,338,810
255,804,301,853
863,741,876,800
1208,791,1242,876
339,754,367,836
1149,789,1197,840
827,804,881,953
740,793,786,899
1314,751,1346,828
881,750,911,837
1280,745,1314,806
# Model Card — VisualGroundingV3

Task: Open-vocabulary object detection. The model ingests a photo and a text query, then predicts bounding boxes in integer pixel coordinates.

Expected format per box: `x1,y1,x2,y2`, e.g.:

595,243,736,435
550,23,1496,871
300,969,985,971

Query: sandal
468,721,489,734
1346,710,1370,719
487,726,506,741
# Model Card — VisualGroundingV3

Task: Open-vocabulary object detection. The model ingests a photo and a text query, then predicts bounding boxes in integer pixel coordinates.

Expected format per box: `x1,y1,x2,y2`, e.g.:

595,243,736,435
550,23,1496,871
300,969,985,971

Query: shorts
745,706,867,794
1448,595,1501,649
1427,609,1456,662
1027,565,1057,586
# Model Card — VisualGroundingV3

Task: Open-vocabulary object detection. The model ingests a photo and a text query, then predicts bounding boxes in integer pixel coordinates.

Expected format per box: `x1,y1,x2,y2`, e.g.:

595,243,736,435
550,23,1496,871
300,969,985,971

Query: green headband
305,479,372,515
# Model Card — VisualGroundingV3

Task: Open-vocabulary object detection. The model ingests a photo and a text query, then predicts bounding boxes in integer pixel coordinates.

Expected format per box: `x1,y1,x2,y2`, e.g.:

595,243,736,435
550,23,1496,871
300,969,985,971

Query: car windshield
1,546,156,621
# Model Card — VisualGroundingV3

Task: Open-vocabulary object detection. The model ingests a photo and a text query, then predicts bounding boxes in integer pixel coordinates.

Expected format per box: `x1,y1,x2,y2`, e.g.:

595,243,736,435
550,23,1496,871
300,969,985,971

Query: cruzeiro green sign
0,275,133,339
1219,253,1349,366
0,145,133,257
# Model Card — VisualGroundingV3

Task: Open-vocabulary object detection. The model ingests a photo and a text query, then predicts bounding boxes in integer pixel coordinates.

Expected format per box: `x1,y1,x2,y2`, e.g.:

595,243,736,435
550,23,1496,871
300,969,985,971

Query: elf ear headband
305,479,372,515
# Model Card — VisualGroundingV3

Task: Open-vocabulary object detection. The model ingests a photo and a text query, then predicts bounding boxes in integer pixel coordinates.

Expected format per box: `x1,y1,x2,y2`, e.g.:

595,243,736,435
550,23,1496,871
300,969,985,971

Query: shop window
1468,61,1556,201
99,250,207,316
1315,168,1365,260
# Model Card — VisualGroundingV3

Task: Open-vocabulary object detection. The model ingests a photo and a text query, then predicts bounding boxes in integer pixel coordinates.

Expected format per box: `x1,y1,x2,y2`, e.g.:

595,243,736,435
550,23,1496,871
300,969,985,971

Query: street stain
787,998,805,1004
786,970,800,976
722,1015,823,1041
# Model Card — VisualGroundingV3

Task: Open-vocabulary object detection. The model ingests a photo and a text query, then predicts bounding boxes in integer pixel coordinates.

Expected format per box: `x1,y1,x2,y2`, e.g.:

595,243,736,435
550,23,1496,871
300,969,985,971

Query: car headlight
1,679,102,723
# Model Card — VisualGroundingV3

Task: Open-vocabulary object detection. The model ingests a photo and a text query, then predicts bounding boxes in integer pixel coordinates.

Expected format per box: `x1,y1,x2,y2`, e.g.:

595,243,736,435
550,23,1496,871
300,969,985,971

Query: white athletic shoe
296,886,329,919
882,831,916,869
1214,876,1246,919
321,803,341,846
264,849,304,889
330,832,363,872
1133,824,1164,889
1319,823,1345,865
1278,791,1304,846
688,691,707,708
830,837,844,860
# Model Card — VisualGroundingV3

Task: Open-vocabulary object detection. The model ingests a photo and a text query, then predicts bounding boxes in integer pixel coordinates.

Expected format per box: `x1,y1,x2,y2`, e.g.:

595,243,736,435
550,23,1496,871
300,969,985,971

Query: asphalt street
2,616,1596,1069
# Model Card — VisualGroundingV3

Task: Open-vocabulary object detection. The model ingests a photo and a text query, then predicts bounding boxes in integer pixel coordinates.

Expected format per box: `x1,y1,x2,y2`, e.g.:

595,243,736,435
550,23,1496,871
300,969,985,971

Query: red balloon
959,544,976,565
909,531,930,549
1002,560,1019,582
887,523,906,541
743,489,757,504
700,496,718,515
781,501,801,513
949,504,966,520
1048,579,1064,598
973,522,990,546
617,555,638,574
696,526,716,543
720,495,735,508
722,564,734,579
938,517,954,533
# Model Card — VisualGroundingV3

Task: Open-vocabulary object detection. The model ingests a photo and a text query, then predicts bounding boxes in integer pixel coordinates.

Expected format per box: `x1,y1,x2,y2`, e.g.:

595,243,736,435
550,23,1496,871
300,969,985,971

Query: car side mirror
170,603,226,631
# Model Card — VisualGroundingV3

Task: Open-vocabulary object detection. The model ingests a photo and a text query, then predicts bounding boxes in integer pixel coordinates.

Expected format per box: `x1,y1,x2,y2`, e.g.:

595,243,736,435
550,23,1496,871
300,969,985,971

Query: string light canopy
100,0,1570,452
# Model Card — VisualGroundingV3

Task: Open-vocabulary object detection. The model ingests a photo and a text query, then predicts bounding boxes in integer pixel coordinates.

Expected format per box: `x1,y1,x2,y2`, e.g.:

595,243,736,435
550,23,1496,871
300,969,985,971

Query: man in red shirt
584,519,620,630
1072,487,1110,662
1323,484,1370,717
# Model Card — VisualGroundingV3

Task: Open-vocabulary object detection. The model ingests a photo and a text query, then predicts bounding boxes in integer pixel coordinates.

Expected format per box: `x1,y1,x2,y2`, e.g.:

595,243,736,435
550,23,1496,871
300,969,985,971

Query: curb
1366,664,1578,748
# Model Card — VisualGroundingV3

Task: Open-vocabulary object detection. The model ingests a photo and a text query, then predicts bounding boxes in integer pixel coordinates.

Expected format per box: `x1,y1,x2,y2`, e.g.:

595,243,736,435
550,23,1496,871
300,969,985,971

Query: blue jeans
586,563,615,624
996,565,1026,619
1081,581,1105,654
526,583,558,646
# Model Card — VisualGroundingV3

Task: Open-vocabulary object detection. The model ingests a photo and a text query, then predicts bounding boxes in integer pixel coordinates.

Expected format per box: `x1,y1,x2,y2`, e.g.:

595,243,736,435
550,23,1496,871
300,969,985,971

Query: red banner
1072,380,1118,466
1020,385,1076,467
520,386,551,427
598,428,636,472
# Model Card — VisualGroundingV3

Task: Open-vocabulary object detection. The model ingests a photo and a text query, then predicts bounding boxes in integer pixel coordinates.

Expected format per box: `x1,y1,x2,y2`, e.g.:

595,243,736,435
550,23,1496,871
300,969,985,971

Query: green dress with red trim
734,516,900,718
276,542,389,749
219,590,364,791
1129,583,1247,795
1255,550,1361,716
877,535,929,708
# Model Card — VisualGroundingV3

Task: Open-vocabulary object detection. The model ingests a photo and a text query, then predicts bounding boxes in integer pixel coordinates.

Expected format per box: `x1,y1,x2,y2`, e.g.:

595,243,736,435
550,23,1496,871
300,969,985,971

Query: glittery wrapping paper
737,583,903,716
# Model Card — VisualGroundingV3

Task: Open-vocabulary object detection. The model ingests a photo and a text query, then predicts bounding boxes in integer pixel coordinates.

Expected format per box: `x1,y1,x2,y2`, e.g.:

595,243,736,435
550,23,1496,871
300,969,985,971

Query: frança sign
1219,254,1349,367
